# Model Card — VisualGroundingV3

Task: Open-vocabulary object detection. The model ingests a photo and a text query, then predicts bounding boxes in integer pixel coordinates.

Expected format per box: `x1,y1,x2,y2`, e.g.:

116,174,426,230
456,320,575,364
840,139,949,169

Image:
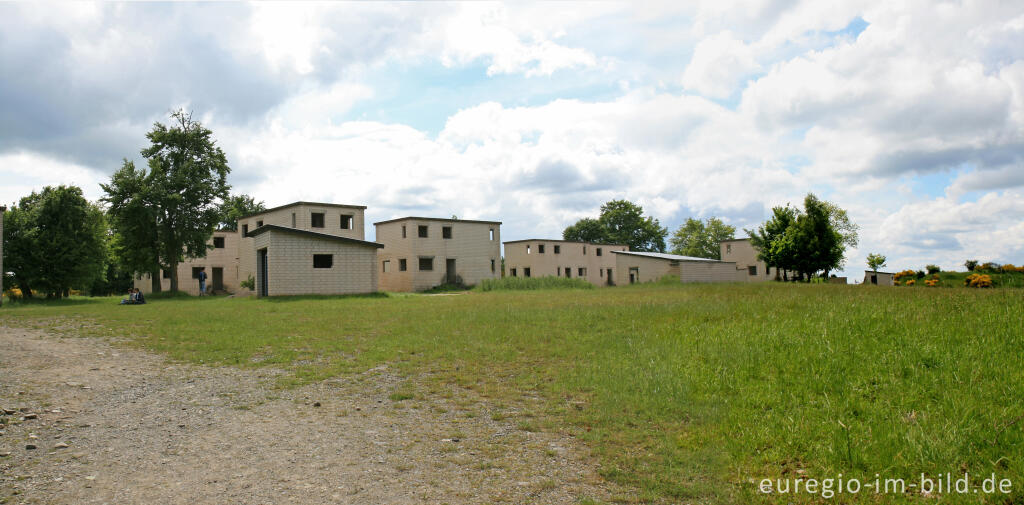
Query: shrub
924,278,939,287
925,264,941,274
964,260,978,271
964,273,993,288
915,270,925,279
1000,264,1024,273
979,262,1001,272
905,279,916,286
240,275,255,291
476,276,594,292
893,270,916,281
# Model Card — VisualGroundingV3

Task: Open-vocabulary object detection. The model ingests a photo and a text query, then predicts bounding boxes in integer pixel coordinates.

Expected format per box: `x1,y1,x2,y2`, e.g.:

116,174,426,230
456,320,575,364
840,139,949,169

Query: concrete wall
614,253,738,285
0,208,4,301
239,203,367,295
254,230,378,297
376,219,501,292
720,239,774,282
503,240,627,286
135,230,240,295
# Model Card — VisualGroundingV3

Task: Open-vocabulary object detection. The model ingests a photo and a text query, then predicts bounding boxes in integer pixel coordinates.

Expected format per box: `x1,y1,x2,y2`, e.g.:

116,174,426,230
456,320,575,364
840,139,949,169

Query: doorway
212,267,224,292
629,267,638,284
258,249,269,297
446,258,457,284
606,268,614,286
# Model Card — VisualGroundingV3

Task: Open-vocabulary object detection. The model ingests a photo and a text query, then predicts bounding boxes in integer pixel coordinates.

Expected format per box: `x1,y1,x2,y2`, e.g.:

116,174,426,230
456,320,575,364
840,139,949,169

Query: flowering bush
1000,264,1024,273
965,273,993,288
978,262,1001,272
893,269,917,281
924,275,940,287
905,279,916,286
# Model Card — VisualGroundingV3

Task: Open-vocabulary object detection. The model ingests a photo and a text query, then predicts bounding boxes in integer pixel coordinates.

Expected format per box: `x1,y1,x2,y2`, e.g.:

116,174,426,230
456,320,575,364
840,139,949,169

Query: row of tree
3,110,264,298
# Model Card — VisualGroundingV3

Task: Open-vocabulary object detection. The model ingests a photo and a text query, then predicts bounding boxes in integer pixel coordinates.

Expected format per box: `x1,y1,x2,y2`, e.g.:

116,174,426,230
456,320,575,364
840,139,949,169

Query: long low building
612,251,738,284
503,239,629,286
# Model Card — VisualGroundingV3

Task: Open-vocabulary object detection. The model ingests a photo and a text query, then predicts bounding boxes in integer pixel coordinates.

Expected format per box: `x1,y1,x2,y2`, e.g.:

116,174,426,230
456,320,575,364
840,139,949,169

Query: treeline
2,110,264,299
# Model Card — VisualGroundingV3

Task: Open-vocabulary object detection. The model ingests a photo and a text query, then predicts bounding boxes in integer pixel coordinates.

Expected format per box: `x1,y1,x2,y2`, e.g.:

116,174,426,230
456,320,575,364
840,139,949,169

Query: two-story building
136,229,239,296
720,238,774,282
375,217,501,291
502,239,629,286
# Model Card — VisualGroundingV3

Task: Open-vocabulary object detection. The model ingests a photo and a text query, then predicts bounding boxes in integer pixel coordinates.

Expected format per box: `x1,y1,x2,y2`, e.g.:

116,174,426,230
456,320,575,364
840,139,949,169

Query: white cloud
681,31,760,99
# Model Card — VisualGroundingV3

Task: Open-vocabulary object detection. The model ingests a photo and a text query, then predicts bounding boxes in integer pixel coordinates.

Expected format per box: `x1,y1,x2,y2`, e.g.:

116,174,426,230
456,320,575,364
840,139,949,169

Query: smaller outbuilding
612,251,738,284
247,225,383,297
863,270,894,286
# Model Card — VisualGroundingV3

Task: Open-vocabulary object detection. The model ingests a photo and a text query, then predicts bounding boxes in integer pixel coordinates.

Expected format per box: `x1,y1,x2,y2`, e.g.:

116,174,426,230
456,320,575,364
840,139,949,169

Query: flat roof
502,238,629,247
720,237,753,243
612,250,726,262
865,270,894,274
245,224,383,248
374,216,501,226
239,201,367,220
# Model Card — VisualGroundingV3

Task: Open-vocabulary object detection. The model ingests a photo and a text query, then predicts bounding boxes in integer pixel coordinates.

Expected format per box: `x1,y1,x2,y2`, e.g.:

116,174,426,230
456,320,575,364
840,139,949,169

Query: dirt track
0,325,618,504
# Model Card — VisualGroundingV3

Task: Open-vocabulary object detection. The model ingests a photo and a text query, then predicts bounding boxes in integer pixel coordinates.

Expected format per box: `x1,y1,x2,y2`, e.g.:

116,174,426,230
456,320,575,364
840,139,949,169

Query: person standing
198,268,208,296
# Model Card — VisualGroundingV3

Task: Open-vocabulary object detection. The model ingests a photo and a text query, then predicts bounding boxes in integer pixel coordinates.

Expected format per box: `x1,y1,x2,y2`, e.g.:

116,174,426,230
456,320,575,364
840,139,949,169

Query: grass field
2,283,1022,503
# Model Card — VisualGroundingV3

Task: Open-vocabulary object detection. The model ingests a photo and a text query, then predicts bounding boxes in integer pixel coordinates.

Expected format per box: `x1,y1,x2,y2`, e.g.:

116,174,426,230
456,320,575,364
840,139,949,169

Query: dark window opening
583,246,587,255
578,267,585,276
511,267,517,277
256,220,263,228
418,225,429,238
596,248,603,256
419,257,433,271
748,265,757,276
313,254,333,268
564,267,571,278
382,260,390,273
292,213,296,228
538,244,545,253
399,259,407,271
402,225,407,238
527,245,531,254
191,267,204,279
442,226,452,239
524,267,531,277
311,213,325,228
213,237,225,249
554,245,560,254
162,270,171,279
340,214,353,229
491,259,496,273
726,244,732,254
242,224,249,236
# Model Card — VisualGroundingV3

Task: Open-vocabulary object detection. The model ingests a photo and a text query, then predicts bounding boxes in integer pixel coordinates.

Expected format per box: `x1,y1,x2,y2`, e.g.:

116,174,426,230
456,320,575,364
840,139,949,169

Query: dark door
258,249,269,297
871,274,878,285
446,258,457,284
606,268,613,286
212,267,223,292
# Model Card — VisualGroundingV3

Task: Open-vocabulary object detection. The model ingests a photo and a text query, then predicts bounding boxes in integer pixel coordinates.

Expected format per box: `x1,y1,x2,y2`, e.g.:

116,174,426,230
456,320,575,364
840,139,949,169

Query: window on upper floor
538,244,545,253
242,224,249,236
340,214,353,230
311,213,325,228
489,228,495,240
554,245,560,254
418,225,429,238
213,237,225,249
442,226,452,239
596,248,603,256
402,225,407,238
399,258,407,271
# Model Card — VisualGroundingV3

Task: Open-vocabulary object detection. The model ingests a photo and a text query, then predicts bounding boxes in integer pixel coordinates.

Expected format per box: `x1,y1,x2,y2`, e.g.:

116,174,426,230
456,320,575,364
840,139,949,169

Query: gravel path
0,325,619,504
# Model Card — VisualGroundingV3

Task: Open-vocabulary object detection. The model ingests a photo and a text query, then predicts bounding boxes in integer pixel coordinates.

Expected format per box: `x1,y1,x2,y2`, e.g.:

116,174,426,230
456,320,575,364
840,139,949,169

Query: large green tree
101,159,163,292
563,200,667,251
562,217,605,243
119,109,231,292
669,217,735,259
747,204,799,281
2,186,107,298
216,194,266,231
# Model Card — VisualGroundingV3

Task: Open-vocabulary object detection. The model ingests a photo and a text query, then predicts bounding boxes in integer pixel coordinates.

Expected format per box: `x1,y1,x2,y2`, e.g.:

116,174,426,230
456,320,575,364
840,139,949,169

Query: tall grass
1,283,1021,503
476,275,594,291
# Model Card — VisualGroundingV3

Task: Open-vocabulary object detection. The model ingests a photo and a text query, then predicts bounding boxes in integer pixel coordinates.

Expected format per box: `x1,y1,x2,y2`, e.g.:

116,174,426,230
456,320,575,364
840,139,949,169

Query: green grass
476,275,595,291
1,283,1022,503
897,269,1024,289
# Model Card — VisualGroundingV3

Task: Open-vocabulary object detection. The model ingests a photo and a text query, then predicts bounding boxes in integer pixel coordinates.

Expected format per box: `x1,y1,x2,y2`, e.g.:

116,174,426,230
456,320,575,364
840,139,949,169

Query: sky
1,1,1023,278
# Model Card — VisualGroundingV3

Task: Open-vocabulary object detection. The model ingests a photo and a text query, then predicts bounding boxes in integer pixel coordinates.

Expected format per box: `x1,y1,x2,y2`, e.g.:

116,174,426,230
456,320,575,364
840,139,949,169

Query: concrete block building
503,239,628,286
237,202,380,297
864,270,895,286
136,229,239,296
720,238,774,282
612,251,738,284
375,217,501,292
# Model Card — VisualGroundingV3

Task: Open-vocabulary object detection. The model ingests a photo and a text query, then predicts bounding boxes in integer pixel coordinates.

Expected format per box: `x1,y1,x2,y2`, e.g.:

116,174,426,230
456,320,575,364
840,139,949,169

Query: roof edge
374,216,502,226
239,201,368,220
502,238,629,247
245,224,383,248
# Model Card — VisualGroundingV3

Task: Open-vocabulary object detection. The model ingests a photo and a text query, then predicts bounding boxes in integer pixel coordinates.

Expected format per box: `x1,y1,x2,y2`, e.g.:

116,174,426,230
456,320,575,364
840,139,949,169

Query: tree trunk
150,269,162,293
774,266,781,281
169,262,179,292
